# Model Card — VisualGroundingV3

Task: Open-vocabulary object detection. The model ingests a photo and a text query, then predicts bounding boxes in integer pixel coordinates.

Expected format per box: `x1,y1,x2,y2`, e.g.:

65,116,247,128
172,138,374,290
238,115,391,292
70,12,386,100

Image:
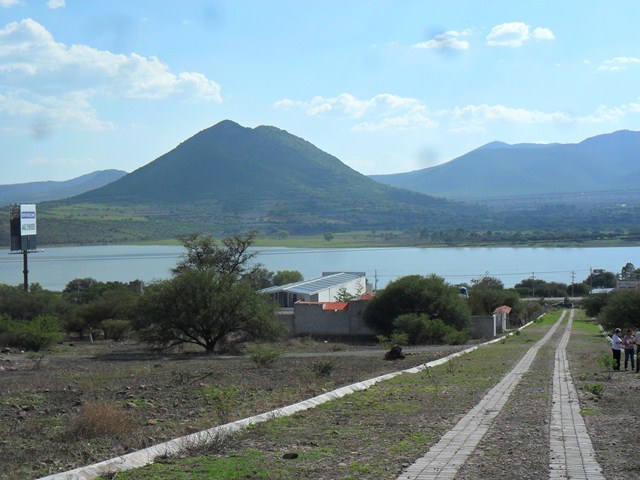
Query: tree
77,289,138,340
135,269,282,353
599,290,640,331
248,267,274,290
272,270,303,286
334,287,356,302
172,232,259,277
582,292,610,318
363,275,470,335
323,232,334,242
583,269,616,289
620,262,637,279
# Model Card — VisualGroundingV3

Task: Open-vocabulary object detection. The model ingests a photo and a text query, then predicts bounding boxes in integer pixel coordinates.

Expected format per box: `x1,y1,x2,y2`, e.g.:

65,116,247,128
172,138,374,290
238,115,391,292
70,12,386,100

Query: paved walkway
398,310,605,480
549,309,604,479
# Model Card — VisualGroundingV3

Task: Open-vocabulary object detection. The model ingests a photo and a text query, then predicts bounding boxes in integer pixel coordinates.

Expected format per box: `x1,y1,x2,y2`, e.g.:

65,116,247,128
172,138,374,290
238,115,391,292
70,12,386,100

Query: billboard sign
20,204,37,236
9,204,37,251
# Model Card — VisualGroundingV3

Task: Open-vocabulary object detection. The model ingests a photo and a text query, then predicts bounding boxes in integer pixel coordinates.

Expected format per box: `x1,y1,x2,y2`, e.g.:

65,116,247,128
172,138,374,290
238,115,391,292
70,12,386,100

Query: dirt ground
2,316,638,480
0,338,464,480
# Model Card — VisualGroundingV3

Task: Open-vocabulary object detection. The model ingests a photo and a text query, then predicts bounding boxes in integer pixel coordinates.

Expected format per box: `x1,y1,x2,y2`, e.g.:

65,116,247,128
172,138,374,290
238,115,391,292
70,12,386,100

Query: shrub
376,332,409,349
309,359,337,377
0,315,62,352
392,314,455,345
101,319,131,341
67,401,132,439
445,330,470,345
248,346,282,367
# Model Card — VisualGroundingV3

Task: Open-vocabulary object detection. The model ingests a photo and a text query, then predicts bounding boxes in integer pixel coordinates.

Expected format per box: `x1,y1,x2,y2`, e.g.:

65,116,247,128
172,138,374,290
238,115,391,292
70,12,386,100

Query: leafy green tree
619,262,637,279
582,292,610,318
172,232,259,276
0,284,71,321
248,267,274,289
363,275,470,336
334,287,356,302
75,287,139,340
392,313,456,345
0,314,62,352
323,232,334,242
599,290,640,331
135,269,282,353
272,270,303,286
583,270,616,289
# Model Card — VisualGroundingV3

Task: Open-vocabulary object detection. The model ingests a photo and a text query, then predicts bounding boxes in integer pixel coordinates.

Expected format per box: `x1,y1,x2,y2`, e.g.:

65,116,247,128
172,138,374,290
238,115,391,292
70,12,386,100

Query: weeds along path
397,312,566,480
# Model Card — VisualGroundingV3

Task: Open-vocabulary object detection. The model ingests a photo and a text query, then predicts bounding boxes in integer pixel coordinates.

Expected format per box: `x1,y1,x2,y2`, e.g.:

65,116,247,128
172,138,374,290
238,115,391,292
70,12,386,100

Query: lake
0,244,637,291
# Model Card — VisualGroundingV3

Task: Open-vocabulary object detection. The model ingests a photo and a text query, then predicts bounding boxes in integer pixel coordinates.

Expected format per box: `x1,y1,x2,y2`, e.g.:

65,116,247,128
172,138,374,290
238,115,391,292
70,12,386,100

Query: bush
248,346,282,367
67,401,132,439
101,319,131,341
392,314,456,345
445,330,470,345
376,332,409,349
309,359,337,377
0,314,62,352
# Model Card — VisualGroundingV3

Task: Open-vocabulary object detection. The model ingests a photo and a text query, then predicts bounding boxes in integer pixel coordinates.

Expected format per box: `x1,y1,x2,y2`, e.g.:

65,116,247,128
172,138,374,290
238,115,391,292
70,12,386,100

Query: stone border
39,323,533,480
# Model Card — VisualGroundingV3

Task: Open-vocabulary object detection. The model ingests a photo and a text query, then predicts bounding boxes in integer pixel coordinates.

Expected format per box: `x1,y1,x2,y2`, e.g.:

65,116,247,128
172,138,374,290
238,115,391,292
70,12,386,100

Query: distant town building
261,272,370,308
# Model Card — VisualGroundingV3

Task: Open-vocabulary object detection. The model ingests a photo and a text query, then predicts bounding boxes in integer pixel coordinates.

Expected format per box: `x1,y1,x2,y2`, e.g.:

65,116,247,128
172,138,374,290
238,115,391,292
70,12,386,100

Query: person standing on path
611,328,622,371
635,327,640,373
623,329,636,371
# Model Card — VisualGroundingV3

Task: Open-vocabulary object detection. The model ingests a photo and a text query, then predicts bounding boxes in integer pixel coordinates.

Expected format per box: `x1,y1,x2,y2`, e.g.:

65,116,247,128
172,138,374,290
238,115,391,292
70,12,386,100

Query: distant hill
370,130,640,201
0,170,127,206
52,120,486,240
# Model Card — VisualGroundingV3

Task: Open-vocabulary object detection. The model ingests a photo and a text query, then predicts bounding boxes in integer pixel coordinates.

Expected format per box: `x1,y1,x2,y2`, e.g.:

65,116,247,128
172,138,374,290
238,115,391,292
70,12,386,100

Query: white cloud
533,27,555,41
0,19,221,132
46,0,65,9
597,56,640,72
486,22,554,48
450,104,572,125
274,93,438,131
0,0,22,7
448,100,640,129
413,30,471,50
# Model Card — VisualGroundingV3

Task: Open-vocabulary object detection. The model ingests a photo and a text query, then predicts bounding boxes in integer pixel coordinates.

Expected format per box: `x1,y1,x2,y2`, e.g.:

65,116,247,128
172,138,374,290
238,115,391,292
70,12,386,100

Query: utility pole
531,272,535,298
570,271,575,297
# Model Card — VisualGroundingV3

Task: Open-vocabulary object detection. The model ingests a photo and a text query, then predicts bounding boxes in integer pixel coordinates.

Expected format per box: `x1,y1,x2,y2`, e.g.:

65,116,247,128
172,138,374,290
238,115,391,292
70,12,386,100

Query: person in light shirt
635,327,640,373
611,328,622,371
622,329,636,371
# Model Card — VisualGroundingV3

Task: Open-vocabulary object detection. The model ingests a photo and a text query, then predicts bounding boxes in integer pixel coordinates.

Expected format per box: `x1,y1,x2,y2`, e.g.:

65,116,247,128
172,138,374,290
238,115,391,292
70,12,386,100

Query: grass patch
113,320,556,479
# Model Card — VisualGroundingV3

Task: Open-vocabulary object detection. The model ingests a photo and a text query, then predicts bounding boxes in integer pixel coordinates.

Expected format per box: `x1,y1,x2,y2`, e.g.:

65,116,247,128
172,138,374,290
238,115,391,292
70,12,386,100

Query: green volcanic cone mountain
68,120,482,237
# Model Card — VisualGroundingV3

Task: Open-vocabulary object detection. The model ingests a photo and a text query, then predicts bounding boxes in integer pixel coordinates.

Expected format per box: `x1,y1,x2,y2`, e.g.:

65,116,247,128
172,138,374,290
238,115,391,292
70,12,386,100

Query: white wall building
261,272,368,307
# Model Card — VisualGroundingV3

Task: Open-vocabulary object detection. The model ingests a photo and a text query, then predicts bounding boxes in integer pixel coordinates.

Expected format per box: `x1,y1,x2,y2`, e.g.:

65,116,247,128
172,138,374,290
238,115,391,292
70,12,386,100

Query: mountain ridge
369,130,640,200
0,169,127,206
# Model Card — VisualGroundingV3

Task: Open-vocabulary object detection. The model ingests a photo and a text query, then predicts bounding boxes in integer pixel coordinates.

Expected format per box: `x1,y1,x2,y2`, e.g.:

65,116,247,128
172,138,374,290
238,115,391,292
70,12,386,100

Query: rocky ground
2,313,638,480
0,338,463,480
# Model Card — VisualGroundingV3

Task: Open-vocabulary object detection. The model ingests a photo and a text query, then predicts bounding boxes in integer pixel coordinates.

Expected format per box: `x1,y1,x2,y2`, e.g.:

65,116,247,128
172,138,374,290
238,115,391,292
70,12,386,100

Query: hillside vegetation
1,123,640,247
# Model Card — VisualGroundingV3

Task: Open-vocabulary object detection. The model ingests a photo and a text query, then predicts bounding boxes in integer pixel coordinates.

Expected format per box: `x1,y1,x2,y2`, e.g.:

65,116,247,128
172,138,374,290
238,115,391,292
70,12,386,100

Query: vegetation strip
397,313,564,480
37,329,527,480
549,309,604,479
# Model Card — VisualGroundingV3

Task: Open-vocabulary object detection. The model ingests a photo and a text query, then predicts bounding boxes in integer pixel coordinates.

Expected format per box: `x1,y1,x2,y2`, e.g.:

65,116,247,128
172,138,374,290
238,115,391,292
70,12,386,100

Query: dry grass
67,401,133,439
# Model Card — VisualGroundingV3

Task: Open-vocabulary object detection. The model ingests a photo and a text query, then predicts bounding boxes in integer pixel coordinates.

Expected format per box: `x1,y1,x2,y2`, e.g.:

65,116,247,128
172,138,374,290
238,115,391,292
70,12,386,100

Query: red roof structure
494,305,512,314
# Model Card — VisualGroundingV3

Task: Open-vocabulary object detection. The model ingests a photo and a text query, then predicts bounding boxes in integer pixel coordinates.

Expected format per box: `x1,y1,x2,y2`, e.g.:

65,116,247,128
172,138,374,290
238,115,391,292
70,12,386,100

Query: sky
1,0,640,185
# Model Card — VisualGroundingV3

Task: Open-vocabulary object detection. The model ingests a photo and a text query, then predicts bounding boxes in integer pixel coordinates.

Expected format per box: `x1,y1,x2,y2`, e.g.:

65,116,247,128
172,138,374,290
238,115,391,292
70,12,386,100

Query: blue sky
1,0,639,184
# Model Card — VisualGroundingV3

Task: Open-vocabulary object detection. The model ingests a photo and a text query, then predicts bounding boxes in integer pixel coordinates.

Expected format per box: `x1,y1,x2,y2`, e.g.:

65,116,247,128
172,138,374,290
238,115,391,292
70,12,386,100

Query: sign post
9,204,39,291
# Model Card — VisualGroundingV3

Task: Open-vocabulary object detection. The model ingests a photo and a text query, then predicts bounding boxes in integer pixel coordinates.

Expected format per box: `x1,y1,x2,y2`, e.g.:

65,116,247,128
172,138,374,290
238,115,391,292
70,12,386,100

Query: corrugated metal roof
260,272,362,295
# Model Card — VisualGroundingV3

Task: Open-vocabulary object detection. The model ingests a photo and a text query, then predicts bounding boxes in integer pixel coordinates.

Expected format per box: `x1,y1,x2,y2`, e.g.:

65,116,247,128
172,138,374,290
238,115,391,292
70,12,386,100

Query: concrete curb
39,322,533,480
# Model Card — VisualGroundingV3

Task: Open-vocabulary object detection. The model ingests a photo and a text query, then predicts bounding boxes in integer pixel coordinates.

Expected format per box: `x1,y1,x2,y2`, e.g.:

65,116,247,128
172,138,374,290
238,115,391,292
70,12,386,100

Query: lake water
0,244,637,291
